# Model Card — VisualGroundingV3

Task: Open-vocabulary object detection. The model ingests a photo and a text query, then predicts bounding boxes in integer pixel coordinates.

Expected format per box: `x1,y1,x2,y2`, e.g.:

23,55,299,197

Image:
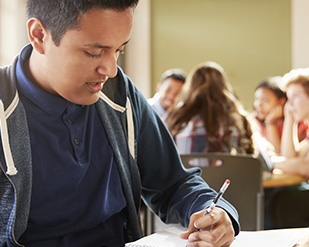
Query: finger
186,228,225,247
194,210,217,230
179,225,196,240
180,210,206,240
194,209,235,246
186,212,221,245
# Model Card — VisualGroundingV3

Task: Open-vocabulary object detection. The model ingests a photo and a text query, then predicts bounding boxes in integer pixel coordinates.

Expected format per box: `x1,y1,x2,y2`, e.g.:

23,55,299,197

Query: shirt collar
16,44,69,117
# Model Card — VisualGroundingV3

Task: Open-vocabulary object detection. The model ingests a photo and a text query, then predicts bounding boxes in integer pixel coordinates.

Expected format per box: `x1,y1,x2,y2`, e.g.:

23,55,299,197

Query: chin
68,95,99,106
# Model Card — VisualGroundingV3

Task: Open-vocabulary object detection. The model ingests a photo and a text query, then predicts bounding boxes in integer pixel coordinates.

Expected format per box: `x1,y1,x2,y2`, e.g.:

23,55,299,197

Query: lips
87,82,102,86
86,81,105,92
86,77,108,92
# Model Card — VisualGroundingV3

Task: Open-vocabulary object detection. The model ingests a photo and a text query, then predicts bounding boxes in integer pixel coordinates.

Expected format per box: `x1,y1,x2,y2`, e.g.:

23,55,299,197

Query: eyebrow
84,39,130,49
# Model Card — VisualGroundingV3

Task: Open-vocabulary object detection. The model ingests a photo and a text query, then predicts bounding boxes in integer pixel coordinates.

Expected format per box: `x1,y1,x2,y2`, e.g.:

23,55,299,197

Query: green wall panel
151,0,291,109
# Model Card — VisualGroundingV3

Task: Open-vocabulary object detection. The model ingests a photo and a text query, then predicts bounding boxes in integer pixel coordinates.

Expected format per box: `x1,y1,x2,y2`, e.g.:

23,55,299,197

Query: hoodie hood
100,69,135,160
0,58,20,176
0,95,19,175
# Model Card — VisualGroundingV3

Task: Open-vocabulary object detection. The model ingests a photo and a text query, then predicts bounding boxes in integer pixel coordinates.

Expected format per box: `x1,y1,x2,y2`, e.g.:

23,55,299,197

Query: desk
263,169,308,188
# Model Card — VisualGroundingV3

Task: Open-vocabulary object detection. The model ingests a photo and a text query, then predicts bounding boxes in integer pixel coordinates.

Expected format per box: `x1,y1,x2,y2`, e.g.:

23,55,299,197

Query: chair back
181,152,264,230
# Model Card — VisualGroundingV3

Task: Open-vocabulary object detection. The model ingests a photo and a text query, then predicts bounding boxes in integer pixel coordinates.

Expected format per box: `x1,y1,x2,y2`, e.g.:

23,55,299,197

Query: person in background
252,77,287,154
148,68,186,120
0,1,239,246
274,68,309,178
252,76,307,155
165,61,254,162
265,68,309,229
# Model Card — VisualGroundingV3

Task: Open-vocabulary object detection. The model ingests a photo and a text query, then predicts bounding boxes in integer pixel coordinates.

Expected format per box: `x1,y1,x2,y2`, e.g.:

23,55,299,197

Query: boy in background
148,68,186,120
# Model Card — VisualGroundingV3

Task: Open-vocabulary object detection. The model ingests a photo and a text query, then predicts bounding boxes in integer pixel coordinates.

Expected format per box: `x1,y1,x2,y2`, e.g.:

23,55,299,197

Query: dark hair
26,0,139,46
255,76,286,100
161,68,186,84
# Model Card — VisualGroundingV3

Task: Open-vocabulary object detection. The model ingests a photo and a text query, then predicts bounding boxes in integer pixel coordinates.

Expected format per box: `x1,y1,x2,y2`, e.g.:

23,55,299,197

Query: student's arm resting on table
264,105,284,154
126,78,240,246
273,156,309,179
281,104,300,157
277,104,309,178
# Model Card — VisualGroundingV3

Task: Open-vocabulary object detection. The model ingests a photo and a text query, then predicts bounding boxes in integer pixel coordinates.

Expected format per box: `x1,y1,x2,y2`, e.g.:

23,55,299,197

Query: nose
96,54,118,78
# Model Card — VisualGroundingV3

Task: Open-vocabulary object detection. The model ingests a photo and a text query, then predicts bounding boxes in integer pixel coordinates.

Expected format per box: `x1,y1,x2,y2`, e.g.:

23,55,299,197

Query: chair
181,152,265,231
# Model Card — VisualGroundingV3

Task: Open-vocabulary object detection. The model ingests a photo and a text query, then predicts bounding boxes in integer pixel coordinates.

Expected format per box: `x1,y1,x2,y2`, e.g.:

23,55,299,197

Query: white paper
231,228,309,247
125,226,187,247
125,226,309,247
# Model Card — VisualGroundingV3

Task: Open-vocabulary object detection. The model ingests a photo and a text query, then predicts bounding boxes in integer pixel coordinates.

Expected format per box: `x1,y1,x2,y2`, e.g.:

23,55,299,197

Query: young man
148,68,186,120
0,1,239,246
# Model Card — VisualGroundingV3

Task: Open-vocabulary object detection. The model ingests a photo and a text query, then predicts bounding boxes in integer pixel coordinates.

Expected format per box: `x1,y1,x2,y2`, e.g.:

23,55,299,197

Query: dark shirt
16,45,127,247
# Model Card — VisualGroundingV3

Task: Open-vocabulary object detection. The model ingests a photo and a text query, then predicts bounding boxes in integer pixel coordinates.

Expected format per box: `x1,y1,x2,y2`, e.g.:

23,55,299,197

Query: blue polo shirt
16,45,127,247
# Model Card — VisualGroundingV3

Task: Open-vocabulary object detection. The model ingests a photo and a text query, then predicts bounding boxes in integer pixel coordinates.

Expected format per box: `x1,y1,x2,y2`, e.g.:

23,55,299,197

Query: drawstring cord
0,100,18,175
1,91,134,176
99,92,135,160
126,97,135,160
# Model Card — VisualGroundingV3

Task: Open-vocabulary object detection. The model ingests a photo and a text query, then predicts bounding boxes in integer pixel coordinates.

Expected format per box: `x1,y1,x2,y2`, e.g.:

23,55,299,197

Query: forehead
255,87,278,99
287,83,306,96
162,78,183,87
160,78,183,93
63,7,133,45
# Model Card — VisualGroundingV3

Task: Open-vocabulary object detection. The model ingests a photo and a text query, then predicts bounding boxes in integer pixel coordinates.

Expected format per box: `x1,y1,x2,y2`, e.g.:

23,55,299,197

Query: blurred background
1,0,309,110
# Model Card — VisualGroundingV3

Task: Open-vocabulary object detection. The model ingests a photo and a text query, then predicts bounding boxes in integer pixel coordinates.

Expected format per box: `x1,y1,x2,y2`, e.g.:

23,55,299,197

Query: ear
27,17,49,55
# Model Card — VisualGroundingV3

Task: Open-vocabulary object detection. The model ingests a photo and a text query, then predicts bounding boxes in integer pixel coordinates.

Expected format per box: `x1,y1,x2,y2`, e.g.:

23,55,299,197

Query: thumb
179,222,197,240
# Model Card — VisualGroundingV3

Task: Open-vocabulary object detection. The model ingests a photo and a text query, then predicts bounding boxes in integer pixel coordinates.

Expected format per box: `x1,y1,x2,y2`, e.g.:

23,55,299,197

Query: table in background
263,169,308,188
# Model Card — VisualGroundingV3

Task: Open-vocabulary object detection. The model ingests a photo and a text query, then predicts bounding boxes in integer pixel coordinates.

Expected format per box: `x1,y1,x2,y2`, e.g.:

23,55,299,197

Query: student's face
31,8,133,105
253,87,284,121
286,84,309,122
159,78,183,111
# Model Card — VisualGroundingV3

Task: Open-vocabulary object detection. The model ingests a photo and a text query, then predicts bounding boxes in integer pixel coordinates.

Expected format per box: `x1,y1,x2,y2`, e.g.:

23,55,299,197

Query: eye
85,51,101,59
117,49,125,55
116,45,126,55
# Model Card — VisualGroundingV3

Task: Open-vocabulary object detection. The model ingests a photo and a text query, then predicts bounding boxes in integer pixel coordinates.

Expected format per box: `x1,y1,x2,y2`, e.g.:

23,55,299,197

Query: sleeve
127,81,240,235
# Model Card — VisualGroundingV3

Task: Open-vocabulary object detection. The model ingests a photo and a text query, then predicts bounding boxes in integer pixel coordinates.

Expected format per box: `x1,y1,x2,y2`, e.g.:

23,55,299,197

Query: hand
265,105,284,125
179,207,235,247
283,102,295,123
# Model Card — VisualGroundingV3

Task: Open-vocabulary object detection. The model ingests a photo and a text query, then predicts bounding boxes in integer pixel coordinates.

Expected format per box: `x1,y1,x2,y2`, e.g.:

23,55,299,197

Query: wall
0,0,28,66
150,0,291,110
124,0,151,98
291,0,309,69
